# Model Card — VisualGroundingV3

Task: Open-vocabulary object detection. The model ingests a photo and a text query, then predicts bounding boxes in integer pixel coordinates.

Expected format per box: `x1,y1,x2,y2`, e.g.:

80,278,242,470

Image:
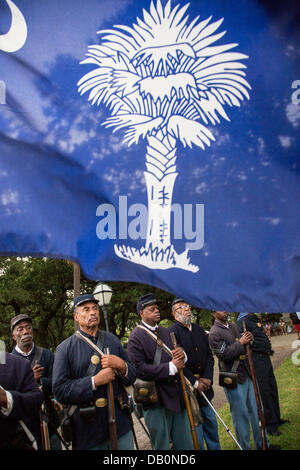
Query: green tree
0,256,217,350
0,257,75,351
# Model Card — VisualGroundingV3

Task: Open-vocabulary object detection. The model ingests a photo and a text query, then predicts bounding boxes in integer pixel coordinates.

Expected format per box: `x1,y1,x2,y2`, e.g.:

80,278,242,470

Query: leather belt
253,351,271,357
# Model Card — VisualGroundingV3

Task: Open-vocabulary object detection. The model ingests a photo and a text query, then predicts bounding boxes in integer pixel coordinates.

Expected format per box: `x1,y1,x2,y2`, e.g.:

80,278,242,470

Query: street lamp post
93,282,113,332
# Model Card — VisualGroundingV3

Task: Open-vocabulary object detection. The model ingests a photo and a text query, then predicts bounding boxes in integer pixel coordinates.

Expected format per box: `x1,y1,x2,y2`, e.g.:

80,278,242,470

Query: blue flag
0,0,299,312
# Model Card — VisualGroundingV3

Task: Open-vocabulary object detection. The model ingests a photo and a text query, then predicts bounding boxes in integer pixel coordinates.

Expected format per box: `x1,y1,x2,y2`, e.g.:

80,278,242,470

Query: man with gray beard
169,298,221,450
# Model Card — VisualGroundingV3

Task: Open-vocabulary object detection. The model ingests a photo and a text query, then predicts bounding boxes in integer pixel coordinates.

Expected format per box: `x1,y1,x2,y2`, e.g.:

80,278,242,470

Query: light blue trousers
196,403,221,450
142,406,194,450
224,377,268,450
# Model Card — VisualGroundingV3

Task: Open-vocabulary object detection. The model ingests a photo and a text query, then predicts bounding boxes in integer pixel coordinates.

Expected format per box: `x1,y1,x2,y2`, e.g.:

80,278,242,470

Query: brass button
91,355,100,365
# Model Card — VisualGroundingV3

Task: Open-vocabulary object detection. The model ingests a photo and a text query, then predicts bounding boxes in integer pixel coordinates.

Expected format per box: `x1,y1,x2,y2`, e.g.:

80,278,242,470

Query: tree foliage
0,256,215,351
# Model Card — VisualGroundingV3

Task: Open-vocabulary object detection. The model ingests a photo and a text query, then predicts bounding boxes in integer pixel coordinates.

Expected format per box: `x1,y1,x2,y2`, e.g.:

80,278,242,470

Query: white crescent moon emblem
0,0,27,53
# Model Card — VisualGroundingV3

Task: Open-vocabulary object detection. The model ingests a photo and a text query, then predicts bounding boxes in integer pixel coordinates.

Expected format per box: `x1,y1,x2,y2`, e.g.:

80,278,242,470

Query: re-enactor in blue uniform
236,313,288,436
52,294,136,450
127,293,194,451
169,298,221,450
209,311,279,451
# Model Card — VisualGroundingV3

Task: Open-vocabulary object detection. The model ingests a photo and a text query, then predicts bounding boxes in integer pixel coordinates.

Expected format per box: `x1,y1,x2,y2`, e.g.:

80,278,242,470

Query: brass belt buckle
95,398,107,408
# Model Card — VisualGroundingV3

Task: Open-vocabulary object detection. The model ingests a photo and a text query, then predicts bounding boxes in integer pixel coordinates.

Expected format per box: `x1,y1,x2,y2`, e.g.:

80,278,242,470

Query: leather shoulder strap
219,324,241,373
153,327,163,365
229,323,240,340
84,330,105,377
30,346,43,366
137,325,173,357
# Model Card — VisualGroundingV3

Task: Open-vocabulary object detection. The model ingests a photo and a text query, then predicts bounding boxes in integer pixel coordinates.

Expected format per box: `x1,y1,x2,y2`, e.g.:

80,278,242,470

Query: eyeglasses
175,304,191,312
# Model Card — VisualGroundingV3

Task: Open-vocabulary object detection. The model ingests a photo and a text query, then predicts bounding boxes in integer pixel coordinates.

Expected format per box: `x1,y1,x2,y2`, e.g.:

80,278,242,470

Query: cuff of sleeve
183,351,188,364
169,361,178,376
0,389,13,416
91,377,96,391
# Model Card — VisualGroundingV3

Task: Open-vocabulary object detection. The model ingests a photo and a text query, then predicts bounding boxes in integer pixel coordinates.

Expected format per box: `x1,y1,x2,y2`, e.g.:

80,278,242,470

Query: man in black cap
127,293,194,450
169,298,221,450
236,313,289,436
52,293,136,450
11,313,61,449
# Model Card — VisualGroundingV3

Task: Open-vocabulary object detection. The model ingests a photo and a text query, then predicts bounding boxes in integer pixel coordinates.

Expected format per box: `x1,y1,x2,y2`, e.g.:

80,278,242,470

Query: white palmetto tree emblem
78,0,251,272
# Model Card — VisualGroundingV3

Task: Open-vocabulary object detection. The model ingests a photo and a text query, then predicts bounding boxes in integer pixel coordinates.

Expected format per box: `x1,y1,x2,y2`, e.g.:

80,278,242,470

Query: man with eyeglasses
169,298,221,450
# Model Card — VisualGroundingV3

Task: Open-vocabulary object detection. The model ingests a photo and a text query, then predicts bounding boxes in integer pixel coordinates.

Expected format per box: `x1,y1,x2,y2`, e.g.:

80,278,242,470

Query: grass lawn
215,357,300,450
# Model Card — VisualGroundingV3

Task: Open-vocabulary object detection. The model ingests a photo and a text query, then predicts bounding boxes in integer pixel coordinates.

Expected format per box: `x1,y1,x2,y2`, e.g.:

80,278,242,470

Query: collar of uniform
15,343,35,357
175,320,192,331
78,328,100,343
214,319,230,329
141,320,158,332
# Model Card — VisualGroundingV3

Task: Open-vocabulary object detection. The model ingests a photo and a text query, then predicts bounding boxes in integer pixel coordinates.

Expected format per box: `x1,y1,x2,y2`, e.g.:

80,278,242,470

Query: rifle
44,397,71,450
199,391,243,450
242,321,268,450
104,347,118,450
170,332,200,451
40,404,51,450
35,366,50,450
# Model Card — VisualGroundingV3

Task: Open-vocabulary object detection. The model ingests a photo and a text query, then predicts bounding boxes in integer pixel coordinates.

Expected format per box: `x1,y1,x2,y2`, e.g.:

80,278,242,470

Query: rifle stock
242,321,268,450
37,374,50,450
40,407,51,450
170,332,200,451
105,347,118,450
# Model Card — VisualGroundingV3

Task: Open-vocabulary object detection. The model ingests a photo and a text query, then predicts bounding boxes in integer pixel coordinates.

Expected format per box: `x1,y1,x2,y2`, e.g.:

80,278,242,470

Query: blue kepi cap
73,294,99,310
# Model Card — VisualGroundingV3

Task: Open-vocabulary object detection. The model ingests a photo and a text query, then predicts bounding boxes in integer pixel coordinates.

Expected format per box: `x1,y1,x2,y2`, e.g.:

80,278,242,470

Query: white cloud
195,182,207,194
226,221,238,228
1,189,18,206
286,102,300,128
278,135,292,148
260,217,281,226
257,137,265,155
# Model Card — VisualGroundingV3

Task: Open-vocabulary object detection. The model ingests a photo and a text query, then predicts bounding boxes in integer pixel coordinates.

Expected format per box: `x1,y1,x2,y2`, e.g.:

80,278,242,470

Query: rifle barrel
199,391,243,450
170,332,200,451
105,347,118,450
243,322,268,450
40,408,51,450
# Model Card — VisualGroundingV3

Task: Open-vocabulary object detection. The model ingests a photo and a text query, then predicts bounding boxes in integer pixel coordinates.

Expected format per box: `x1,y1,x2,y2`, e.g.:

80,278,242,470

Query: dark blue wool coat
52,329,136,450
